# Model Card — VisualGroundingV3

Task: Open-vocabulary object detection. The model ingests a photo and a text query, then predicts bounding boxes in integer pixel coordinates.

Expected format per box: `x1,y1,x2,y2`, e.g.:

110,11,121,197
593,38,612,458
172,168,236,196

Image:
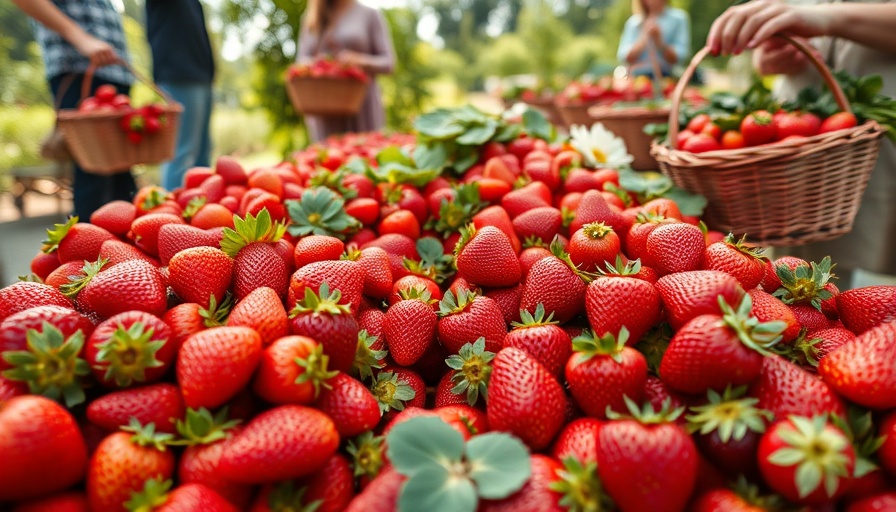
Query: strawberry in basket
79,84,132,113
120,105,168,145
287,57,369,83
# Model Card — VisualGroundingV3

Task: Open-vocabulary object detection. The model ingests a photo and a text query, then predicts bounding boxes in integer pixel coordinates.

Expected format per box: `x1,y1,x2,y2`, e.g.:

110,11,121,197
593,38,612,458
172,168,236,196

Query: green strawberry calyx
571,327,629,364
686,386,772,443
294,343,339,399
773,256,835,310
580,222,614,241
511,303,558,329
438,288,477,317
309,166,358,199
94,321,166,388
125,477,172,512
1,322,90,407
606,396,685,425
723,233,767,260
59,257,108,298
453,223,478,258
121,418,174,451
719,294,785,356
522,235,548,249
181,196,208,222
353,330,388,383
830,407,886,479
172,407,240,446
433,184,484,237
405,237,455,284
289,282,351,318
386,416,531,512
140,187,171,212
371,371,416,413
285,186,361,240
598,255,642,277
560,206,577,229
549,456,614,512
398,285,437,304
41,216,78,254
634,323,673,375
347,431,386,480
767,415,852,499
445,337,495,406
266,481,323,512
220,208,287,258
199,293,234,327
729,475,785,510
550,237,598,283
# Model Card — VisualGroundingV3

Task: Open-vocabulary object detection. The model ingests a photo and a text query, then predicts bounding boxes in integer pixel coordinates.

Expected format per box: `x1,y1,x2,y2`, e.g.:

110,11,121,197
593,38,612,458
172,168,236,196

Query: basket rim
57,102,184,122
588,104,671,120
287,75,369,85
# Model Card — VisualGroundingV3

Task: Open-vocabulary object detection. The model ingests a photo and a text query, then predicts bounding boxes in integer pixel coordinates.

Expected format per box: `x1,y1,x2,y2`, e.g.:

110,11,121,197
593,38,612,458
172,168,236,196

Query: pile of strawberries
78,84,169,145
2,119,896,512
287,57,369,83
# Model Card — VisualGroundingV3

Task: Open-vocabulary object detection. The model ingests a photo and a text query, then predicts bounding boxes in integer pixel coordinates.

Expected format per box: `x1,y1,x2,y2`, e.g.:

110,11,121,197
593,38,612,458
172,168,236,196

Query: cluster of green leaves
618,169,707,217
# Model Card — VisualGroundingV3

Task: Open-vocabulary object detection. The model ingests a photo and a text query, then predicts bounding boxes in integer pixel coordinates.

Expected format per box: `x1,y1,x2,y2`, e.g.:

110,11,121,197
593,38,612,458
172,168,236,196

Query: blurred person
708,0,896,289
146,0,215,192
297,0,396,143
617,0,691,78
12,0,137,219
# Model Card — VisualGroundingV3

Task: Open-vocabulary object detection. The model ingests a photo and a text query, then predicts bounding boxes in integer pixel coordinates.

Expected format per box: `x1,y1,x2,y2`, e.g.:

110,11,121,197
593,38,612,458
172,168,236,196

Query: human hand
643,17,662,42
72,34,119,67
708,0,833,55
751,36,822,75
336,49,367,68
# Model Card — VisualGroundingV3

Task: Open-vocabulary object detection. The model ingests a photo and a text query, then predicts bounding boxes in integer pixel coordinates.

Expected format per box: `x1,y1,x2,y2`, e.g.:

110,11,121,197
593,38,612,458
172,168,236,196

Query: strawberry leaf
387,416,465,476
465,433,531,499
399,466,477,512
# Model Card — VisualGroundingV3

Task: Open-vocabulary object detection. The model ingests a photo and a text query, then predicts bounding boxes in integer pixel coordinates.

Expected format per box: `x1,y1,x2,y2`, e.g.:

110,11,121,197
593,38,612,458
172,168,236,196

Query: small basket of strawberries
285,58,369,117
651,35,886,246
56,63,182,175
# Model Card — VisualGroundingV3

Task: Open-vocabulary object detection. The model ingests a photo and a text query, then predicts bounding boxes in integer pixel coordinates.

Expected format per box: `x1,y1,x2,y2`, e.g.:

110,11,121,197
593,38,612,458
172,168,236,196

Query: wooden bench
7,162,73,216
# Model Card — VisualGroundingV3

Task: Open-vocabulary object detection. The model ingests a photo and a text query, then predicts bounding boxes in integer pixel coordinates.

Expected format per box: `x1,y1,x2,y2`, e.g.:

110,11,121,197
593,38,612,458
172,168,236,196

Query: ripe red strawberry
749,354,846,420
389,274,442,304
585,259,661,345
847,493,896,512
87,383,184,434
315,372,381,437
438,288,507,354
597,399,698,512
790,303,835,332
800,327,855,365
484,284,523,325
168,247,233,308
455,225,522,288
566,328,647,419
519,244,589,324
288,259,366,313
837,285,896,335
221,209,290,300
472,204,522,253
479,454,564,512
646,221,705,276
72,258,168,319
343,246,393,299
157,223,221,266
126,479,238,512
44,260,94,293
504,303,571,377
0,304,93,369
227,286,288,345
288,283,360,373
0,395,88,502
702,234,766,290
217,405,339,483
97,239,158,266
569,189,631,239
438,337,494,408
434,369,470,407
42,217,116,263
819,321,896,410
162,298,230,350
758,416,855,505
660,294,785,395
293,234,344,268
249,454,355,512
344,467,405,512
85,310,175,388
551,417,602,463
655,270,745,330
771,256,837,311
177,326,262,409
511,206,563,245
501,182,552,218
623,213,672,264
9,491,89,512
252,335,336,405
87,420,176,512
383,287,438,366
91,200,137,236
568,222,621,273
487,347,566,450
690,484,780,512
29,249,62,282
747,289,801,344
0,281,71,322
129,212,187,258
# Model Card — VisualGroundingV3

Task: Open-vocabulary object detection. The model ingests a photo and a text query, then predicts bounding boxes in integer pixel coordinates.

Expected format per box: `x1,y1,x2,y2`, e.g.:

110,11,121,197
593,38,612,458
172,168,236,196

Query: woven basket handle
80,60,176,106
667,34,851,142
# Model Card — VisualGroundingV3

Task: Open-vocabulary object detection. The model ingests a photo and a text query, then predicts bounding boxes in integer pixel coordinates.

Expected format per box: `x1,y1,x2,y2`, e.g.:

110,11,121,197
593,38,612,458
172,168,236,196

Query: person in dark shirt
145,0,215,192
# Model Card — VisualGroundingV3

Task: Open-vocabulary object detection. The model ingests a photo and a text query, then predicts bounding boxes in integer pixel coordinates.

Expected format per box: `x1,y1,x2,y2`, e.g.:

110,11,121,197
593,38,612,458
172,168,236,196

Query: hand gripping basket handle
666,34,852,142
79,60,177,106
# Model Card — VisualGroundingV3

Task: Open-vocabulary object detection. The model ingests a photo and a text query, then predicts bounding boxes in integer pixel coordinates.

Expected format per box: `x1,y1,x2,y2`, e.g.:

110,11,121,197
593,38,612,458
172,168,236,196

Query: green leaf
465,433,531,499
386,416,466,475
452,145,480,174
494,123,523,143
414,143,448,171
456,121,497,146
398,466,478,512
663,186,707,217
414,109,467,139
377,146,414,167
522,108,554,142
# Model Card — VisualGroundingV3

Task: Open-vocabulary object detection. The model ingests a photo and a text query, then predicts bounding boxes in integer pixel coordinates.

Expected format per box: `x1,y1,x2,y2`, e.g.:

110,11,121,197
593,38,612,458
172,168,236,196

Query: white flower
569,123,634,169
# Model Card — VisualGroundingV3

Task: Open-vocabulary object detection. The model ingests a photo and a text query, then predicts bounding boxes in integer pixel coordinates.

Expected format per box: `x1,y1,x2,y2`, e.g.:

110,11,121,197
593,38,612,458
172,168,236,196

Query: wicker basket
651,36,884,246
56,64,181,176
555,100,605,129
286,76,368,116
589,104,670,170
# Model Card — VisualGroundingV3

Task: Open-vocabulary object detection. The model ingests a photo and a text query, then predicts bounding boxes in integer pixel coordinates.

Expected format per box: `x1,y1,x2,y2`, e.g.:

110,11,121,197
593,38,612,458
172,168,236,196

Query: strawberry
250,454,355,512
252,335,336,405
41,216,116,264
85,310,175,388
434,369,471,408
501,182,552,218
0,281,71,322
9,491,89,512
87,420,176,512
343,246,393,299
69,258,168,319
162,297,230,350
215,155,248,186
472,204,522,254
691,482,781,512
760,255,805,292
519,243,590,324
789,303,835,332
818,322,896,410
98,239,158,266
757,415,855,505
646,221,705,276
597,399,698,512
487,347,566,450
661,294,785,395
0,395,88,501
551,417,603,464
221,209,290,300
479,455,565,512
0,304,94,368
157,223,221,266
702,234,766,290
45,260,93,292
315,372,382,437
585,258,661,345
29,249,62,282
771,256,836,311
847,493,896,512
175,408,253,509
90,200,137,236
217,405,339,483
655,270,746,330
749,354,846,420
440,337,494,407
511,206,564,245
484,283,523,325
504,303,571,377
437,288,507,354
773,111,822,140
383,287,438,366
879,412,896,478
168,247,233,308
798,327,855,366
288,259,366,313
125,479,238,512
836,285,896,335
454,225,521,288
740,110,776,146
568,222,621,273
226,286,288,345
86,383,185,434
381,366,426,413
344,467,405,512
288,282,360,373
569,189,631,237
566,328,647,419
747,289,801,344
129,212,187,258
177,326,263,409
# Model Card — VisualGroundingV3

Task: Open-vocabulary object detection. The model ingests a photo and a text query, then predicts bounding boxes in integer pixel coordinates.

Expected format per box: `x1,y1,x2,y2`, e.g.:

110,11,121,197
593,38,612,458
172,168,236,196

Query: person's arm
618,17,650,66
296,24,317,64
664,12,690,65
11,0,119,67
708,0,896,56
337,9,395,75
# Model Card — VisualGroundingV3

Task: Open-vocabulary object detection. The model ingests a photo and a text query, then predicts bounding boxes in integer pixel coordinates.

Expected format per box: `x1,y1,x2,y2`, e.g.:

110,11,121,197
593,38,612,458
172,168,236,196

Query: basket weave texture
286,76,368,116
651,36,884,246
590,105,669,171
56,65,181,175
